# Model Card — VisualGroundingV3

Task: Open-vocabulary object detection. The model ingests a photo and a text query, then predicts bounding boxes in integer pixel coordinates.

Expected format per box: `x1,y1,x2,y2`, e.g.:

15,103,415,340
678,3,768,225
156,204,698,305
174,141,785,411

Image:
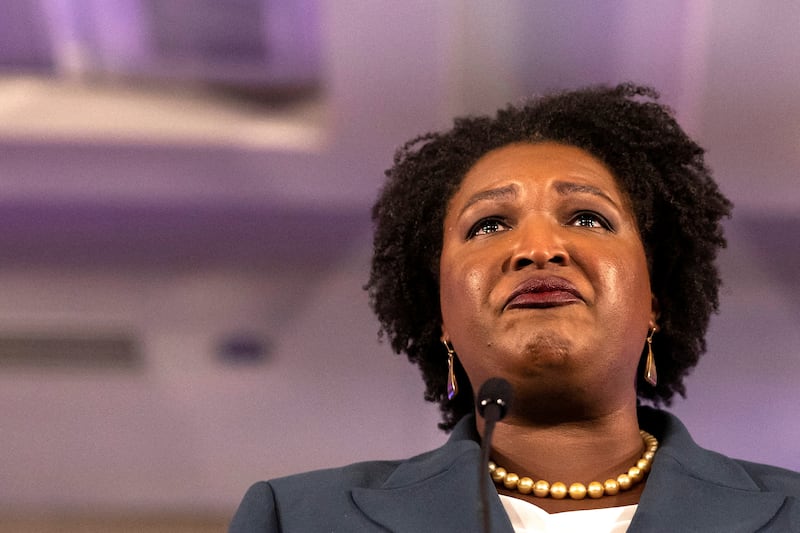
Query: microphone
476,377,513,533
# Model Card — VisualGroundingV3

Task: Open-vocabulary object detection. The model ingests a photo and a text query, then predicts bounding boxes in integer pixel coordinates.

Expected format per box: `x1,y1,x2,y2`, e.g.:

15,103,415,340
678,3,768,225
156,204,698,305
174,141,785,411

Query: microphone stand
476,378,513,533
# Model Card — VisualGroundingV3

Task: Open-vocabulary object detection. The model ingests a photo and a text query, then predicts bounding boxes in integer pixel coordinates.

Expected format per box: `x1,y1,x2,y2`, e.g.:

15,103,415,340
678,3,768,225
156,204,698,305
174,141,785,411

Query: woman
231,84,800,532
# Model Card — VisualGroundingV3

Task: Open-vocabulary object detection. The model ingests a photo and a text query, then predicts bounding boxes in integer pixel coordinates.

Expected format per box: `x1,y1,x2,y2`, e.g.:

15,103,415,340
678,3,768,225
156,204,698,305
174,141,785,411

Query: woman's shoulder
229,436,474,532
229,459,410,532
268,457,408,492
269,433,470,490
640,406,800,495
733,458,800,495
266,418,477,494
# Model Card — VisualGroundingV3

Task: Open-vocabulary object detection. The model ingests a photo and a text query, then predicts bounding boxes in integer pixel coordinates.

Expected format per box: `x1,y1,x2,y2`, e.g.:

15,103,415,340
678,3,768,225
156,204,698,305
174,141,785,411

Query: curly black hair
366,83,732,431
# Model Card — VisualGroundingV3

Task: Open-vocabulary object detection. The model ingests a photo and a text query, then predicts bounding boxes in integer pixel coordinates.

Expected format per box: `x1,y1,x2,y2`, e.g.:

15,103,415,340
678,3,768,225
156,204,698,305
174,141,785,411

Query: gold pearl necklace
489,429,659,500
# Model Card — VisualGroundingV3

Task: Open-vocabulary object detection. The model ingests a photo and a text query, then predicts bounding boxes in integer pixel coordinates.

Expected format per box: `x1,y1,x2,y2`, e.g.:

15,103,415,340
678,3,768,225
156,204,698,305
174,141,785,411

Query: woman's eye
569,212,612,230
468,218,510,238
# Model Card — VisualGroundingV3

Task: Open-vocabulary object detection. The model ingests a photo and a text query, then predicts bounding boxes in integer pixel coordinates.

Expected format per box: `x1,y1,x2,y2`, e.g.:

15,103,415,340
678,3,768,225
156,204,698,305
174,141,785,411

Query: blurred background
1,1,798,531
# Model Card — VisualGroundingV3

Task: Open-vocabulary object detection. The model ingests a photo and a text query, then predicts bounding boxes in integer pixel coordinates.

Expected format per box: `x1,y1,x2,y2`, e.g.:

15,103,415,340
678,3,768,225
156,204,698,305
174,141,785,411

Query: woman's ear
440,322,449,343
649,294,660,330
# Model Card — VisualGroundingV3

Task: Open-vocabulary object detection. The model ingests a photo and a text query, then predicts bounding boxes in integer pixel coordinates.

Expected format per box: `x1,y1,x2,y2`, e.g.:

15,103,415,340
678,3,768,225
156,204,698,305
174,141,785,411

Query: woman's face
439,142,656,419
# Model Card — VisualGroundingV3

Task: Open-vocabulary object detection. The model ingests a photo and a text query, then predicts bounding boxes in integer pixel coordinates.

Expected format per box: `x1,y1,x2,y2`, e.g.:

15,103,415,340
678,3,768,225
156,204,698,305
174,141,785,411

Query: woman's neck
481,406,647,513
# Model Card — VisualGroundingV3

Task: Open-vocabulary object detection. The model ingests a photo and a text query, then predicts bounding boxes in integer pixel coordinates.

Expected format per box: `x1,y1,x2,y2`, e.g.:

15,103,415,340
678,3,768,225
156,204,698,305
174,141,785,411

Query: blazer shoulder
270,457,405,493
268,436,467,494
229,425,470,531
735,459,800,496
229,481,280,533
229,459,420,532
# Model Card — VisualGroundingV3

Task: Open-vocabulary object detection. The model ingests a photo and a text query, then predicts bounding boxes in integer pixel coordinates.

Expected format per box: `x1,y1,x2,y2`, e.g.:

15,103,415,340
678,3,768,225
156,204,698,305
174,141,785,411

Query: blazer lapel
630,408,788,532
630,471,785,532
351,420,514,533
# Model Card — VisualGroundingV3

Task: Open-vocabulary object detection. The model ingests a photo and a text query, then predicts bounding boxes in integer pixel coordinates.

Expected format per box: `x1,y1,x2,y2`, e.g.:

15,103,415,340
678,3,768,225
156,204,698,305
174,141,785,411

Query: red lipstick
505,276,583,310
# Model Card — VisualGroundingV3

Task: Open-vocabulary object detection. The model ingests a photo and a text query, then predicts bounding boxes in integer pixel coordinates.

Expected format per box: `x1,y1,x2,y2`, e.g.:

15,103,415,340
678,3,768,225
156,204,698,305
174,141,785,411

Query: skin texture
439,142,658,512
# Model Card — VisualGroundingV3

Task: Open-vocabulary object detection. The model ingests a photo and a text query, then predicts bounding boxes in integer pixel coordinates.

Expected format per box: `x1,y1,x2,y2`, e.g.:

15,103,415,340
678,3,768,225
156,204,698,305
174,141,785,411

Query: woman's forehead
451,142,625,205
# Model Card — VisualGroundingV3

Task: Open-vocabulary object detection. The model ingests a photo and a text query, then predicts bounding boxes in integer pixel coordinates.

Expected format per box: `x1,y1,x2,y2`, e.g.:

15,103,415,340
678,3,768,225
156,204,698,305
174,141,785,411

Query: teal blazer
230,407,800,532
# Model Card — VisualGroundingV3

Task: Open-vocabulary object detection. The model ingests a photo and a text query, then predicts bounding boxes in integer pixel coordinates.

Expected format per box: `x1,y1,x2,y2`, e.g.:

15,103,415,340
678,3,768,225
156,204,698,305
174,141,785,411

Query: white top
499,495,637,533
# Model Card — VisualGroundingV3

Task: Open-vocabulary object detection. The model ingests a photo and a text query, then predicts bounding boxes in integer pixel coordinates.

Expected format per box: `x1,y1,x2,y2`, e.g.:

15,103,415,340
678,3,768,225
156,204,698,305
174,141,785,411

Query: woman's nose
507,222,570,271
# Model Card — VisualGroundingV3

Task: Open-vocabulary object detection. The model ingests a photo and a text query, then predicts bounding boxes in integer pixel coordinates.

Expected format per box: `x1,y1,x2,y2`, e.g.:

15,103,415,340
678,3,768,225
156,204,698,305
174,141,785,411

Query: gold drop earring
442,339,458,400
644,327,658,386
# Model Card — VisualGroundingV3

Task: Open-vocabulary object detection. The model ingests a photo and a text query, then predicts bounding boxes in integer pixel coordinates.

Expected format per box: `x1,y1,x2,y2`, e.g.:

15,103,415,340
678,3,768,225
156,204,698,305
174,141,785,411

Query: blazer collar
351,416,514,532
629,407,787,532
353,409,788,532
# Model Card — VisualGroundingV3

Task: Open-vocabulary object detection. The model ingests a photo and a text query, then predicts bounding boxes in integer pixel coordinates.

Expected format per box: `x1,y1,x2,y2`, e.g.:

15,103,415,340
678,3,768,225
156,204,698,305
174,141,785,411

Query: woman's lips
505,277,583,310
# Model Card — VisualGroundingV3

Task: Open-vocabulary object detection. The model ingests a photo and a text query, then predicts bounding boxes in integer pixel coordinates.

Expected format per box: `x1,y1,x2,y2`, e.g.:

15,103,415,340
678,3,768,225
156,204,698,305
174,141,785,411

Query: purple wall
1,0,798,517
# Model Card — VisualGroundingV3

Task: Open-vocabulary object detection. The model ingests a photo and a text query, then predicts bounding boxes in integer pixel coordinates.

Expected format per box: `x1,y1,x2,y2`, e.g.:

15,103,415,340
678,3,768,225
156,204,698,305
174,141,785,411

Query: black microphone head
476,377,513,421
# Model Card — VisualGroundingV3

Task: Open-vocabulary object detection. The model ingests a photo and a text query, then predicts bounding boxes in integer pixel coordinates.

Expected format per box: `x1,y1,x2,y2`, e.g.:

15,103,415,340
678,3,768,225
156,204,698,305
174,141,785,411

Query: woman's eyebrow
554,180,618,206
458,184,518,217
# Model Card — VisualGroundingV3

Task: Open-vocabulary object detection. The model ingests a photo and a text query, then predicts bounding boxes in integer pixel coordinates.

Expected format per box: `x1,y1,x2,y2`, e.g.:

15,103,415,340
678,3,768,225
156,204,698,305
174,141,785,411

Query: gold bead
533,480,550,498
603,478,620,495
587,481,604,499
517,477,534,494
568,483,587,500
503,472,520,489
485,429,659,500
550,482,568,499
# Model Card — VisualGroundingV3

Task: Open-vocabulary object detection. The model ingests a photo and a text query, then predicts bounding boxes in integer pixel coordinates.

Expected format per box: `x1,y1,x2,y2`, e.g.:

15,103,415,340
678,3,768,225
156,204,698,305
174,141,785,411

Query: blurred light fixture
0,0,324,149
